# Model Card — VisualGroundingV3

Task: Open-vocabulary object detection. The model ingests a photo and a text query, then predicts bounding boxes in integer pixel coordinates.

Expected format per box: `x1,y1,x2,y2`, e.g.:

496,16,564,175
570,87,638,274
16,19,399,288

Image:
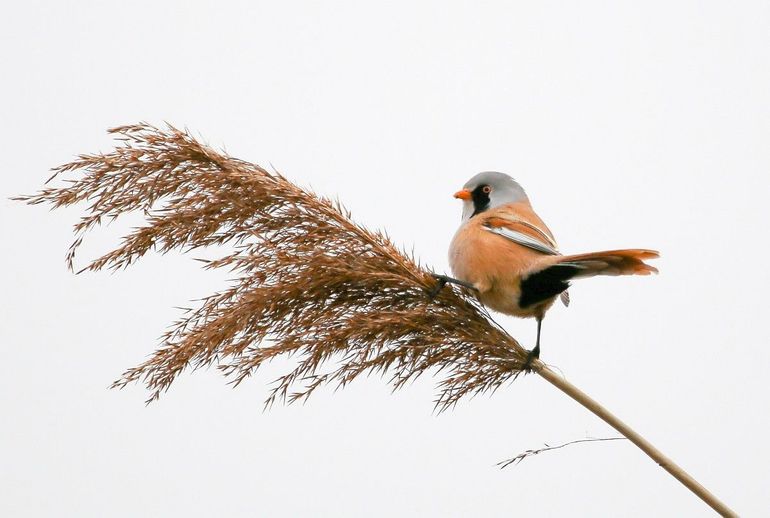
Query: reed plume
17,123,737,516
18,123,529,410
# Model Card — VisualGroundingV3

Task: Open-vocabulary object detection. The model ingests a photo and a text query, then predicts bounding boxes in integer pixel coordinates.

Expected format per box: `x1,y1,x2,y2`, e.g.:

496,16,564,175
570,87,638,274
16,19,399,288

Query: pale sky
2,1,769,516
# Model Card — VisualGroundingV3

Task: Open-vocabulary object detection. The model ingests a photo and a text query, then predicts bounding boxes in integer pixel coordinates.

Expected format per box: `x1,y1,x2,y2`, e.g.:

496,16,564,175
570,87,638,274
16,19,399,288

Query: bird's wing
482,216,560,256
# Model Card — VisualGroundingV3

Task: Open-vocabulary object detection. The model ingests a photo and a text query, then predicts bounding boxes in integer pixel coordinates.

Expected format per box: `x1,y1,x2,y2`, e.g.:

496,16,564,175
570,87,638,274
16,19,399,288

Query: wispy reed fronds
18,123,529,409
497,437,626,469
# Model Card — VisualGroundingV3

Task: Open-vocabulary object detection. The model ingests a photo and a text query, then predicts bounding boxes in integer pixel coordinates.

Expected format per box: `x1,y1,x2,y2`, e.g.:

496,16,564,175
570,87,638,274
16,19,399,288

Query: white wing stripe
493,214,559,249
483,225,559,255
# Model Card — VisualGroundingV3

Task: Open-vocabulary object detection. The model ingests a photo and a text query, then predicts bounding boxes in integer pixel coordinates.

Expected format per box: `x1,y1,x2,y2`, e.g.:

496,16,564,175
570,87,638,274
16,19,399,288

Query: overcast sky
2,1,768,516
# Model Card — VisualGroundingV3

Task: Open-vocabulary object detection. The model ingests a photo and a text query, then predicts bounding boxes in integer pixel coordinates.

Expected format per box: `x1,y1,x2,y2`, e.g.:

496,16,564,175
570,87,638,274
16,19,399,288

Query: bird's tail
556,249,659,278
518,249,659,309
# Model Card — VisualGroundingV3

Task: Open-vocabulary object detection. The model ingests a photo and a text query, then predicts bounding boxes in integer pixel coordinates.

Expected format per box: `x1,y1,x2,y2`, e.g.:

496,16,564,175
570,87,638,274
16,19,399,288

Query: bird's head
454,171,528,221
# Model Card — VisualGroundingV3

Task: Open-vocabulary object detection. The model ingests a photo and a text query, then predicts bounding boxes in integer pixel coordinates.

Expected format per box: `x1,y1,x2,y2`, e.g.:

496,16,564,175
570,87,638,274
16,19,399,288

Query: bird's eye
482,185,492,194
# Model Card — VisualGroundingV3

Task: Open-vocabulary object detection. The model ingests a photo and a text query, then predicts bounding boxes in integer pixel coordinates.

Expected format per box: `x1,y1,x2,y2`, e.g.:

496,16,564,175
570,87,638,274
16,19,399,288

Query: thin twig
497,437,626,469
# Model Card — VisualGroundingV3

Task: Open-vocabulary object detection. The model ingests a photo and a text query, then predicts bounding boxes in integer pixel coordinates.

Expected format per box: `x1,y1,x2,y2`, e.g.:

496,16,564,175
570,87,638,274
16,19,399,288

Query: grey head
454,171,528,222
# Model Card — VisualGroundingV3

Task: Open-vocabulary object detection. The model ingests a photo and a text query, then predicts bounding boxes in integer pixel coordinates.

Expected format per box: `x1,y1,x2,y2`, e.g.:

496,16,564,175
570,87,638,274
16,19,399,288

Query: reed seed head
17,123,530,411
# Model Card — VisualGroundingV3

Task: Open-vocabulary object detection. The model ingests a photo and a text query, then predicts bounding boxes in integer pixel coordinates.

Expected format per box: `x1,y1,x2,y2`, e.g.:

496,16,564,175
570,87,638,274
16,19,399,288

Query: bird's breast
449,218,549,318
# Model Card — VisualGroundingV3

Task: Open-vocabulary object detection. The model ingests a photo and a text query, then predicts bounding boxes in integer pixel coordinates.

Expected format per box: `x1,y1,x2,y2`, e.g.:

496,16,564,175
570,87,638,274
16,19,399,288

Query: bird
437,171,659,369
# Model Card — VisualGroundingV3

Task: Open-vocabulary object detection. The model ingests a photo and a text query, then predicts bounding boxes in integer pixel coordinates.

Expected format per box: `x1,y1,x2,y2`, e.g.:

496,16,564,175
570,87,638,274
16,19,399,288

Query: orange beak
454,189,472,200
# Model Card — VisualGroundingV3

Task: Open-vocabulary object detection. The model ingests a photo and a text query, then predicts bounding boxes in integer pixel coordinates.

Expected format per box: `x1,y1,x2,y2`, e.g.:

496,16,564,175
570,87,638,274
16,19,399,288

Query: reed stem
534,362,737,517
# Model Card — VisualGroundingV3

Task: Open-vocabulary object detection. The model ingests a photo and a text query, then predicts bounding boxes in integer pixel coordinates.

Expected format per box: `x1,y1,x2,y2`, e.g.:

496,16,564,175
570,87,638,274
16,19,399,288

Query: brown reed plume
18,124,737,516
18,123,529,410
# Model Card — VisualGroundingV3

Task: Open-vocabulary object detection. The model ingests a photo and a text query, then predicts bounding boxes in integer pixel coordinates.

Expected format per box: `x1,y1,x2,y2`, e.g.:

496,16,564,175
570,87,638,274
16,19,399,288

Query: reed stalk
534,362,737,517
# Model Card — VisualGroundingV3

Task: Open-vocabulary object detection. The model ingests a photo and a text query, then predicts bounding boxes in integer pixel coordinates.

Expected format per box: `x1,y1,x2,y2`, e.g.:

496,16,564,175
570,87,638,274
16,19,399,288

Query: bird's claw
428,274,449,299
521,344,541,372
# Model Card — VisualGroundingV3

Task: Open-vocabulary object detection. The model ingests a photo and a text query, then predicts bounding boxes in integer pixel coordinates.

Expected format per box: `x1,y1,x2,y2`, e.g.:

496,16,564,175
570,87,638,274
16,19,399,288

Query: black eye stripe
470,185,491,217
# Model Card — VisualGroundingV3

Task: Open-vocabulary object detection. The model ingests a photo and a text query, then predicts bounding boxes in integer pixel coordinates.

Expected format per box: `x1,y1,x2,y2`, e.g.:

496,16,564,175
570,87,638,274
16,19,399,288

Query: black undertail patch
519,264,580,308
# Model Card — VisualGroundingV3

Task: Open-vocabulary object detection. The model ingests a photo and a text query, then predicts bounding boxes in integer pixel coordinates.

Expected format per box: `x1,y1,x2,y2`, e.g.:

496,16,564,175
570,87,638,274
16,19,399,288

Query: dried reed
18,123,529,411
17,123,737,516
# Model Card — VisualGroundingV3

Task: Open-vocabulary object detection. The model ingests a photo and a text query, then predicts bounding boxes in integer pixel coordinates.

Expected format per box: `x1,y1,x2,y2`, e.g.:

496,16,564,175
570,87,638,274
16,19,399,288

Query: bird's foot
428,275,449,299
428,274,478,299
521,344,541,372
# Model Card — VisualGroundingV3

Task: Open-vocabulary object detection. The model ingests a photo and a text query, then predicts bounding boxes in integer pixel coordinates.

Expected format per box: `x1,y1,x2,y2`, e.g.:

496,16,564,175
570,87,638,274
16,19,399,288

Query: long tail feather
557,249,659,277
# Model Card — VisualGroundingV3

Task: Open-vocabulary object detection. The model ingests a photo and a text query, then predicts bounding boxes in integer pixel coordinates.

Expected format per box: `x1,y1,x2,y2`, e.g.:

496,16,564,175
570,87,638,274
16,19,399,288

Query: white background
2,2,768,516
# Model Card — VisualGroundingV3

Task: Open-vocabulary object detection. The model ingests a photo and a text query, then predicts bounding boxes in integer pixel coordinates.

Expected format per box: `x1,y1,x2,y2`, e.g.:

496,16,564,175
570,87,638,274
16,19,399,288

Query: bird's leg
428,274,478,298
522,317,543,372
